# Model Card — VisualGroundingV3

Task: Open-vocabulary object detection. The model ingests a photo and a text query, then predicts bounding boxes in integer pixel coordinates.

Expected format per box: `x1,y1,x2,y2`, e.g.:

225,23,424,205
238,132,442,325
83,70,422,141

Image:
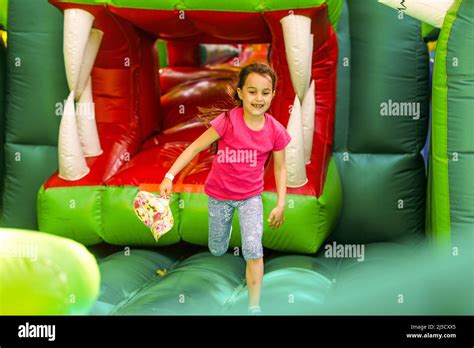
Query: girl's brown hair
198,63,277,154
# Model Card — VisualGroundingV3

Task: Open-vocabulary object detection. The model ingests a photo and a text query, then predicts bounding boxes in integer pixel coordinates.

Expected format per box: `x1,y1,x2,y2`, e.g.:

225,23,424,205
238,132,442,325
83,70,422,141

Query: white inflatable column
75,28,103,157
58,91,90,180
280,14,312,101
76,77,102,157
378,0,454,28
76,28,103,99
59,9,103,180
305,34,314,97
285,96,308,187
281,14,315,183
302,80,315,164
63,9,94,92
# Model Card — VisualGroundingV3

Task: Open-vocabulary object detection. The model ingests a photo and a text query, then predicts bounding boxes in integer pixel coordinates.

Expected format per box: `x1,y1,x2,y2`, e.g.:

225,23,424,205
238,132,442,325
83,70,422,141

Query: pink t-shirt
204,107,291,200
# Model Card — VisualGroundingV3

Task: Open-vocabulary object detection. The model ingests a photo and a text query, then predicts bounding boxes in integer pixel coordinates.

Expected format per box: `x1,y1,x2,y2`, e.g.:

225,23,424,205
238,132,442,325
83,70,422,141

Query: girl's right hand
160,178,173,199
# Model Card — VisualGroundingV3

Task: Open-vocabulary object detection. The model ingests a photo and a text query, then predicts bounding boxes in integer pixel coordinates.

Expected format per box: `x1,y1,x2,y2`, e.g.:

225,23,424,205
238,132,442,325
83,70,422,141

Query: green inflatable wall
428,0,474,252
0,37,5,216
1,0,67,229
332,0,430,244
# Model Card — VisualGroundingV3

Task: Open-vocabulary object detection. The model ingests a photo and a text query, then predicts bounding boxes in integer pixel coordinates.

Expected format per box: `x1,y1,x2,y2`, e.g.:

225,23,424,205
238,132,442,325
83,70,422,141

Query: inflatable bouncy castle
0,0,473,316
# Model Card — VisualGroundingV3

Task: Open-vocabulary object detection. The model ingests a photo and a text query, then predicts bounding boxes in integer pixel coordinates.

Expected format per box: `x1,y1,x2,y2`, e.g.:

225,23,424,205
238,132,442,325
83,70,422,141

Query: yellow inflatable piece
0,228,100,315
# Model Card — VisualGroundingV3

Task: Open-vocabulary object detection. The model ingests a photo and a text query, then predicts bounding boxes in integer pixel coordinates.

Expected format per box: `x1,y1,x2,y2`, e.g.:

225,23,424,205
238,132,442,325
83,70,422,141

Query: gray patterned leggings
208,194,263,260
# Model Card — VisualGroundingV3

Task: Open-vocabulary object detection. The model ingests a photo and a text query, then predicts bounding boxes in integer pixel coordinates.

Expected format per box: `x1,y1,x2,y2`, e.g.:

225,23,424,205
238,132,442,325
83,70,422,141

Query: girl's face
237,72,275,118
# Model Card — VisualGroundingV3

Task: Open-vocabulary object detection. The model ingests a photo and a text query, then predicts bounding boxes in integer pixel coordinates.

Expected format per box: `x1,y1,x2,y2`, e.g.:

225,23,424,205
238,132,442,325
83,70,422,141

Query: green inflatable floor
88,239,473,315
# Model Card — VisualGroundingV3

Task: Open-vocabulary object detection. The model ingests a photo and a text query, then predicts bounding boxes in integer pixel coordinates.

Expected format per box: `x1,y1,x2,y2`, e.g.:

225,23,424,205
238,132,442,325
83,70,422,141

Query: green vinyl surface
38,157,342,254
429,0,474,247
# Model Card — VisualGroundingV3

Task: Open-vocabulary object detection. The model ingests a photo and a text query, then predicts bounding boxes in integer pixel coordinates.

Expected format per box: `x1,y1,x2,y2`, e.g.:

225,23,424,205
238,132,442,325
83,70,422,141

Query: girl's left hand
267,206,285,229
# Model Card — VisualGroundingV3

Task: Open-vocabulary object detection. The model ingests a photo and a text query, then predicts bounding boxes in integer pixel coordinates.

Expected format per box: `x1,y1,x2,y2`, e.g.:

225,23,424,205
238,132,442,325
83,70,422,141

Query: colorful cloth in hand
133,191,174,241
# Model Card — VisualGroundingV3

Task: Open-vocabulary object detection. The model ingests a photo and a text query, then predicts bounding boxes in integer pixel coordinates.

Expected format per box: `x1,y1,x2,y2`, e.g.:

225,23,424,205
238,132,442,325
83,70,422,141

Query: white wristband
165,172,175,182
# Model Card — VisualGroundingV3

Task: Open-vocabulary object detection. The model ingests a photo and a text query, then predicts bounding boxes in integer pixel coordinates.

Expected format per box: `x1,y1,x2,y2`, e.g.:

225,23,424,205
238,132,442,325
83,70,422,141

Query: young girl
159,63,291,314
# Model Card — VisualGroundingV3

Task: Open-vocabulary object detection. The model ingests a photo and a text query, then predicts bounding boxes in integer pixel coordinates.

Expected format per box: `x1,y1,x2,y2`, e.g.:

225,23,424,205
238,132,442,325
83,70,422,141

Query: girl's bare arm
273,150,287,208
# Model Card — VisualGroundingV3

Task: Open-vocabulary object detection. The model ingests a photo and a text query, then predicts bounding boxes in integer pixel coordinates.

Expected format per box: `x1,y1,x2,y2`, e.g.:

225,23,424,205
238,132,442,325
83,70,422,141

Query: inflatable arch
38,0,343,253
